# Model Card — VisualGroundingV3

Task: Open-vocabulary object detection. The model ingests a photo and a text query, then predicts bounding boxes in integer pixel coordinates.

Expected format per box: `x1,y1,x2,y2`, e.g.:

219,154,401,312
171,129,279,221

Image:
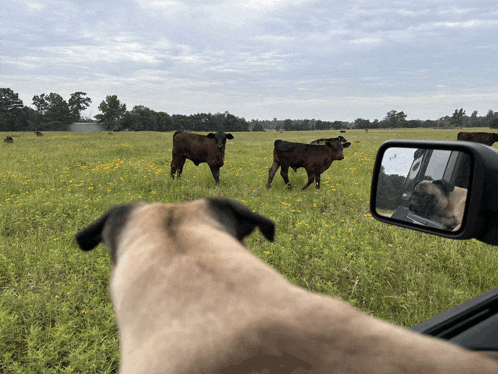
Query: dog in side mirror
409,179,467,231
76,198,498,374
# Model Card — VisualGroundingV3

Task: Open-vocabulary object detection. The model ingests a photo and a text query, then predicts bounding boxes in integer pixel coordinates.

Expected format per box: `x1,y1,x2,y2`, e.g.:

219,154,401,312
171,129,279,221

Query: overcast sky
1,0,497,122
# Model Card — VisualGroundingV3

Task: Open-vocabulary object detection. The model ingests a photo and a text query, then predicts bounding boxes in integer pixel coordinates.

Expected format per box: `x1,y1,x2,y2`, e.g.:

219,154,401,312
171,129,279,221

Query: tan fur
97,200,495,373
441,186,467,231
411,181,467,231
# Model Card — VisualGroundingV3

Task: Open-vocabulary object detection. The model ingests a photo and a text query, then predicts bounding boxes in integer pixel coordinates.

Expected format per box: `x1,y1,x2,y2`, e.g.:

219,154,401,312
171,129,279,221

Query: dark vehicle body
371,139,498,357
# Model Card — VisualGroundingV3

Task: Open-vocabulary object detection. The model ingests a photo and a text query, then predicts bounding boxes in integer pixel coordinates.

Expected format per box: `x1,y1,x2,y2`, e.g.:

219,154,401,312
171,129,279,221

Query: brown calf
171,131,234,186
457,132,498,146
267,139,351,190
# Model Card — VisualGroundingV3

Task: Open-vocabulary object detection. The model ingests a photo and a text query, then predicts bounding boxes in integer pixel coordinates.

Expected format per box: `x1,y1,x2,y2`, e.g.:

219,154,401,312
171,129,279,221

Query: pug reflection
409,180,467,231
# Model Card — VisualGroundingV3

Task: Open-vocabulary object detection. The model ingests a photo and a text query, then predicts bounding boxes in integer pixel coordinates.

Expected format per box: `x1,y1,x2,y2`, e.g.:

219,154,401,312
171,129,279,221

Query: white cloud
134,0,188,13
244,0,311,10
1,0,498,121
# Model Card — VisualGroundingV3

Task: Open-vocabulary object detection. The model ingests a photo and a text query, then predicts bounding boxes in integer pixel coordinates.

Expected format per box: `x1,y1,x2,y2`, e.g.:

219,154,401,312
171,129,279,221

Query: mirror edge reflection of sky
382,148,416,176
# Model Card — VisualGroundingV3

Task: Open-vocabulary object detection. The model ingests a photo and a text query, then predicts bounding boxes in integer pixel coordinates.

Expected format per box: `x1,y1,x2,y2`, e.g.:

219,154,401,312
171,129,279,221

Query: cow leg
171,157,186,179
267,160,280,189
170,157,178,179
301,169,315,191
209,164,220,187
280,165,292,190
315,173,321,189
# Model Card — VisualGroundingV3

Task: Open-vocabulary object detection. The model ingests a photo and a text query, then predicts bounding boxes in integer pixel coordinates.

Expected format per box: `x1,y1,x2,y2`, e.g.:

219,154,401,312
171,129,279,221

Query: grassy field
1,128,498,373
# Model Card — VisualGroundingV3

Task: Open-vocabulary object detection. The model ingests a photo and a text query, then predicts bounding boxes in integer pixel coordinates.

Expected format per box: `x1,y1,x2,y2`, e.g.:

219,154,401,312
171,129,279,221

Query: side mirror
370,140,498,246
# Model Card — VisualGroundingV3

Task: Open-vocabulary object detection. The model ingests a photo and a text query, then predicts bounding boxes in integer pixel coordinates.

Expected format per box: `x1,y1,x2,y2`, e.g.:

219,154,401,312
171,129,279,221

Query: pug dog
409,179,467,231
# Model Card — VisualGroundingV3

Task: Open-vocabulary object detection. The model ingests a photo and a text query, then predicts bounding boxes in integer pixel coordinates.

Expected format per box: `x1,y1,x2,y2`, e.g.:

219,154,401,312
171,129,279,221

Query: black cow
457,132,498,146
4,136,13,143
171,131,234,187
310,136,347,145
267,139,351,191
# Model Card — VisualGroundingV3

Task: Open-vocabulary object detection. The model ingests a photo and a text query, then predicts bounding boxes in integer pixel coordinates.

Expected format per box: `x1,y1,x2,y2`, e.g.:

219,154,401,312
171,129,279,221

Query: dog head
76,198,274,264
408,179,454,218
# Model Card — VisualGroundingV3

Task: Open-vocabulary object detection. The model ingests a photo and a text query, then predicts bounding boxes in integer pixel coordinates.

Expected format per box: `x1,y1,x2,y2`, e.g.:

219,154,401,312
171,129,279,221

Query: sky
1,0,497,122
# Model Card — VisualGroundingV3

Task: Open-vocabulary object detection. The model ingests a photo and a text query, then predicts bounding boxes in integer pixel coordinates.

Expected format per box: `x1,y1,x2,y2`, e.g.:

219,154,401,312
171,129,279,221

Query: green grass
1,128,498,372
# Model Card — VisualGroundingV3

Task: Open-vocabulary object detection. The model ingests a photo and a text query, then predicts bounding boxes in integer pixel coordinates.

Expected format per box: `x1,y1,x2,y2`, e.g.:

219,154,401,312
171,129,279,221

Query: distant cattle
35,131,44,137
340,130,346,133
457,132,498,146
4,136,13,143
267,139,351,191
310,136,347,145
171,131,234,187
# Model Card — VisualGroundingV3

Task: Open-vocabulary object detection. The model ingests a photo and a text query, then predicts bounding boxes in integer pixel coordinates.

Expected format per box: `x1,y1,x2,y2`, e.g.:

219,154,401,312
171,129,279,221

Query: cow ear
207,198,275,242
342,142,352,148
207,133,216,139
226,133,234,140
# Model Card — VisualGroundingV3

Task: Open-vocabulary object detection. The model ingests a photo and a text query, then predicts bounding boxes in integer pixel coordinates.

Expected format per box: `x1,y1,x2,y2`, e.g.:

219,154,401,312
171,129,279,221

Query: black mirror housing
370,140,498,246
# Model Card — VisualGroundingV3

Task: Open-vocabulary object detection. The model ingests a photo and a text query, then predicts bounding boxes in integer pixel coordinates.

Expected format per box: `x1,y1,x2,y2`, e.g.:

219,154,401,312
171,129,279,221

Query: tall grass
1,129,498,373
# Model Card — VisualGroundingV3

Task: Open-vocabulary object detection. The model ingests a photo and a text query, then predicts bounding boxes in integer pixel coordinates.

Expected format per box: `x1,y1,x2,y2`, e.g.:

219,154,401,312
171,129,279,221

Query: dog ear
432,179,455,195
76,209,113,251
76,203,140,252
207,198,275,242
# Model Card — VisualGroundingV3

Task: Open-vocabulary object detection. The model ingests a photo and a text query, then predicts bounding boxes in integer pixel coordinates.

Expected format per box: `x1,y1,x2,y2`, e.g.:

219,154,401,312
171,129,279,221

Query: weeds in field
1,129,498,372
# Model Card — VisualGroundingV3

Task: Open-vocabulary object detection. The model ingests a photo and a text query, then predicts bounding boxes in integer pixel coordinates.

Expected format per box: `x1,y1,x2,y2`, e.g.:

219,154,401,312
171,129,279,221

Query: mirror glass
375,147,471,232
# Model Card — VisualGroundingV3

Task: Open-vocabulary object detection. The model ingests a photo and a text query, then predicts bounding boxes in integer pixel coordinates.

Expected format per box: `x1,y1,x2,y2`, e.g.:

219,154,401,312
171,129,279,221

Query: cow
4,136,13,143
267,139,351,191
35,131,44,137
457,132,498,146
171,131,234,187
310,136,347,145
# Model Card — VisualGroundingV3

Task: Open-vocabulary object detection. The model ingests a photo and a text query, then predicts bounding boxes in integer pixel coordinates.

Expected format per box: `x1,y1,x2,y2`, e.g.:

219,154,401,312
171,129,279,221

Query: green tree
376,165,407,210
450,108,466,128
332,121,343,130
130,105,157,131
489,115,498,129
171,114,189,131
485,110,497,127
32,93,49,115
95,95,127,130
44,93,72,127
283,119,294,131
68,92,92,122
0,88,24,131
252,121,265,132
314,120,324,130
354,118,370,129
469,110,479,127
32,92,71,130
384,110,407,128
156,111,173,131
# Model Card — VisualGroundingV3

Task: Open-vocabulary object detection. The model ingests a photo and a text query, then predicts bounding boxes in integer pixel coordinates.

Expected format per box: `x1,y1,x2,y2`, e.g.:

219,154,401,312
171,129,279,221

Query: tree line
1,87,498,132
0,89,250,132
